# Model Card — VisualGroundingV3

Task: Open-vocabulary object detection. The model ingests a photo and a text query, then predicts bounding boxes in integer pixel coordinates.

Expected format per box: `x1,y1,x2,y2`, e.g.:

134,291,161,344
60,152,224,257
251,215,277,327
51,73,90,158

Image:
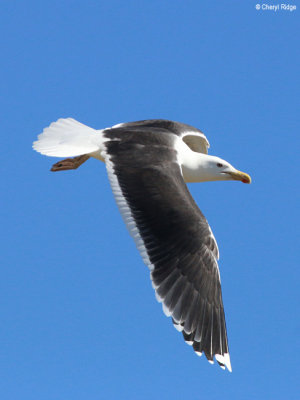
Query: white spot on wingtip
215,354,223,363
185,341,193,346
215,353,232,372
162,302,172,317
173,324,184,332
195,351,202,357
208,360,214,365
224,353,232,372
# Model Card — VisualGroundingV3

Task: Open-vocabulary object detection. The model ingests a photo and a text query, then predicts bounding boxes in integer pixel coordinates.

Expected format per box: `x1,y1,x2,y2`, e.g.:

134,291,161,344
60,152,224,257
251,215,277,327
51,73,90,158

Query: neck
181,152,214,183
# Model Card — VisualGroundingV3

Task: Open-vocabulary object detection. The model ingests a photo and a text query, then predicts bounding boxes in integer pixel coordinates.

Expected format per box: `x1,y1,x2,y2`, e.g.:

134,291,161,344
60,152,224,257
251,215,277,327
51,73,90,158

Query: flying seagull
33,118,251,372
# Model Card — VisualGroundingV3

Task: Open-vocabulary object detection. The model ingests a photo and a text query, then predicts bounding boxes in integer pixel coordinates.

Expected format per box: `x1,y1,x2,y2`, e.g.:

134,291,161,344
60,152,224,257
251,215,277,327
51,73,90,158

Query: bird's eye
217,163,223,168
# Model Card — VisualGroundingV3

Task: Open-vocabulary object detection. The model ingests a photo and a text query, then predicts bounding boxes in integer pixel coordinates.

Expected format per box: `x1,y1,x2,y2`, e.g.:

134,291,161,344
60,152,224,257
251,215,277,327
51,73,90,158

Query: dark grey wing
112,119,209,154
103,127,231,371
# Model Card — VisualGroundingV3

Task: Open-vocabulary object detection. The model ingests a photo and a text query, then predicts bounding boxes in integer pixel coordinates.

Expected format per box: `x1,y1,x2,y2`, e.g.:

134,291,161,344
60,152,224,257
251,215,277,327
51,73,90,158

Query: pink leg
51,155,90,172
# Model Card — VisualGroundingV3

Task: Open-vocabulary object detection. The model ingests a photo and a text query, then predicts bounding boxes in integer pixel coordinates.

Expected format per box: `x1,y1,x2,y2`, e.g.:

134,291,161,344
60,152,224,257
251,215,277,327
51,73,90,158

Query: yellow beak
227,170,252,184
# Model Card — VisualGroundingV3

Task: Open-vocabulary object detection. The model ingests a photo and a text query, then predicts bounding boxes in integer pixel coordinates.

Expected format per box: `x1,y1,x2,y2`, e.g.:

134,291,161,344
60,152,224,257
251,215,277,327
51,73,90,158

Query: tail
33,118,103,158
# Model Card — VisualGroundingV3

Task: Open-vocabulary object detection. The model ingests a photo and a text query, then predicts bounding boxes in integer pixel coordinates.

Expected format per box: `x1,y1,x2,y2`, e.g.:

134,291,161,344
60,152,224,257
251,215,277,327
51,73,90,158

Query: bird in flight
33,118,251,372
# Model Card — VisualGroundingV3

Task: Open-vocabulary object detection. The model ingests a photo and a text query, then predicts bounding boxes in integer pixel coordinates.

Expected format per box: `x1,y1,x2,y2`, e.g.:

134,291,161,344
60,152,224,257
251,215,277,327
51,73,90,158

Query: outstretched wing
103,126,231,371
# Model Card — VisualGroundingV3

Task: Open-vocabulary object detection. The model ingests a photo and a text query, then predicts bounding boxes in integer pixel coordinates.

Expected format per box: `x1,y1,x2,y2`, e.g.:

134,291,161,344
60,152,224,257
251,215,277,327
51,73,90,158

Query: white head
181,153,251,184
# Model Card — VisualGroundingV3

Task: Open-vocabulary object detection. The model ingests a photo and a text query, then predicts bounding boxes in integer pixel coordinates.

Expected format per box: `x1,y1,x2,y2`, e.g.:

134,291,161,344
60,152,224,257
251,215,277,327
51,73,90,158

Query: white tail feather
33,118,103,157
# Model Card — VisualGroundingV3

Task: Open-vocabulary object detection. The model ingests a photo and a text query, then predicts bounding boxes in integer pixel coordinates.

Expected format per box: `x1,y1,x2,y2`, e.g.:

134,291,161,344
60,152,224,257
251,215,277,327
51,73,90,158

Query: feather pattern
102,124,231,371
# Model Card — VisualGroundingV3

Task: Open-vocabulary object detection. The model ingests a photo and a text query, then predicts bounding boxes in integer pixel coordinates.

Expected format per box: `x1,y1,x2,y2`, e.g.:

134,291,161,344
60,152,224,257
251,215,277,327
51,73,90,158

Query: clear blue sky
1,1,299,399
